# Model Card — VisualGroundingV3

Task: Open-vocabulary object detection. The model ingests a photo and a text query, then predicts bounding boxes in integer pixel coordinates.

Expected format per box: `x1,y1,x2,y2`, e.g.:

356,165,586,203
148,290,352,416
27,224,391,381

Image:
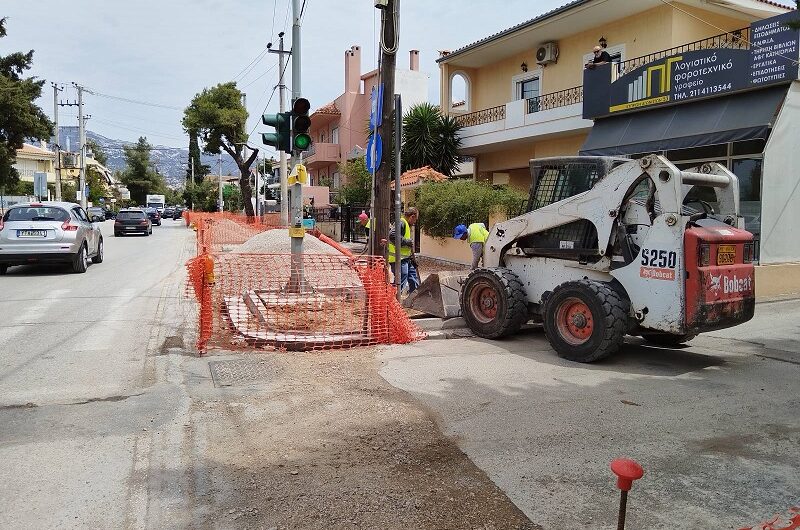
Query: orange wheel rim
469,281,499,324
556,297,593,345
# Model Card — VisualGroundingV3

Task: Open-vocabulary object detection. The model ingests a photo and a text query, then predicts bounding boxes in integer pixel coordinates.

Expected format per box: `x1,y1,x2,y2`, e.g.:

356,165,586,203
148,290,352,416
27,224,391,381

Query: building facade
306,46,428,195
13,142,56,184
437,0,797,263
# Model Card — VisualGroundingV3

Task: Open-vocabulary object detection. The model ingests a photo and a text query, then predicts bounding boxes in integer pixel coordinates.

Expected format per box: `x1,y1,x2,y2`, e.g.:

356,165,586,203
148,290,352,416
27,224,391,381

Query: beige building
13,142,56,184
439,0,789,187
436,0,798,264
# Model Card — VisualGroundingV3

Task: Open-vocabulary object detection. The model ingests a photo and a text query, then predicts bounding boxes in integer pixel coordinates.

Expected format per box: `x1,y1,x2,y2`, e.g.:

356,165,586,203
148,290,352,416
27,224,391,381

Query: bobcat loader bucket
402,271,467,318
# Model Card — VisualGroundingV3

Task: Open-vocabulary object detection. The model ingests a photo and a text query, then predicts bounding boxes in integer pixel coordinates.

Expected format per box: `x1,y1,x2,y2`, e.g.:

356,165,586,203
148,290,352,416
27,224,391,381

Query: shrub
414,180,526,238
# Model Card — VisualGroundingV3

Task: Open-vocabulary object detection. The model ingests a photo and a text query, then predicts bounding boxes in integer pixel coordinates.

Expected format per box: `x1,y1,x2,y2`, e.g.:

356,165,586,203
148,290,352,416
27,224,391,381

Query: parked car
0,201,104,274
144,207,161,226
114,209,152,236
163,206,175,219
173,206,186,220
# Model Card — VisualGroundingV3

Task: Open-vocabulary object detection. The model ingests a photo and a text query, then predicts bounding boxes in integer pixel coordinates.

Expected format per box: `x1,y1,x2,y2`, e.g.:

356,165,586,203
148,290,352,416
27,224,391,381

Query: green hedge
414,180,526,238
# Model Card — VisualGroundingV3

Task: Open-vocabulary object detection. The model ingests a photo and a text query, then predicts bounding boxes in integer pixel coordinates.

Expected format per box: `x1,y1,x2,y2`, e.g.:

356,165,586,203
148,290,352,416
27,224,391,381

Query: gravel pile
236,229,341,255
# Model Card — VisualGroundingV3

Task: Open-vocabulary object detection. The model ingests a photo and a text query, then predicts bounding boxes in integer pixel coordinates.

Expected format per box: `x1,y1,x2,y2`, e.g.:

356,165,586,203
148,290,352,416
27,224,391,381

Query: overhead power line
84,88,184,111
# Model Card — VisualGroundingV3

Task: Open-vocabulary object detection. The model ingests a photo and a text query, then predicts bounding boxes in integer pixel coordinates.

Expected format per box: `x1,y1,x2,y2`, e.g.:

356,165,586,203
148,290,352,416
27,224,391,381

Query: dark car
163,206,175,219
114,209,152,236
87,207,107,223
144,207,161,226
173,206,186,220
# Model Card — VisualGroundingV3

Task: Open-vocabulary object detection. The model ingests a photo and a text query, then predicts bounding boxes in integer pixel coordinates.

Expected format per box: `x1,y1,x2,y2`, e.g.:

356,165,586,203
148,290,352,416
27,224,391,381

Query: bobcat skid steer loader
406,155,756,362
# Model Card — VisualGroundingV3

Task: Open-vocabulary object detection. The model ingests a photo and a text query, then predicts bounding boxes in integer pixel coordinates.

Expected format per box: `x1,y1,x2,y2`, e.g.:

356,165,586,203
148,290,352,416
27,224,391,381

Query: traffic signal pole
288,0,305,293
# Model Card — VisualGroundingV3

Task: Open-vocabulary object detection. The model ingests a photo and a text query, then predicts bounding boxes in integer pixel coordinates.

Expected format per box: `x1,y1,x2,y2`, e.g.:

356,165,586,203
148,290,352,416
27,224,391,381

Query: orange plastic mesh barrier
185,253,424,353
740,507,800,530
186,211,283,255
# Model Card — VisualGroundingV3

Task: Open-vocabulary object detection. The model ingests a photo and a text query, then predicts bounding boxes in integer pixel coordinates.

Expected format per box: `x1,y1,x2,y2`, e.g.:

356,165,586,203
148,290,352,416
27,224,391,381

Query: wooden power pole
372,0,399,259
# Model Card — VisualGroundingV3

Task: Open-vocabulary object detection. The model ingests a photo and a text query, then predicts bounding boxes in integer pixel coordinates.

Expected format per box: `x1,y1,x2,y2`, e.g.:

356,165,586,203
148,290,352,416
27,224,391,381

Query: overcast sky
3,0,566,156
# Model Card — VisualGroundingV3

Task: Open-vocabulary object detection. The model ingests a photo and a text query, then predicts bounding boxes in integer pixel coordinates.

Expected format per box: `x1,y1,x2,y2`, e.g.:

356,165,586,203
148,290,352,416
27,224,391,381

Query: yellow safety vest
388,217,412,263
468,222,489,244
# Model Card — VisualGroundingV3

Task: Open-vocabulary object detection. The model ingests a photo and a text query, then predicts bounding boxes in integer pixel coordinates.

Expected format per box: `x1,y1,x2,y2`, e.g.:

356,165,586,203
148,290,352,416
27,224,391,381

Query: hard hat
358,211,369,221
453,224,468,239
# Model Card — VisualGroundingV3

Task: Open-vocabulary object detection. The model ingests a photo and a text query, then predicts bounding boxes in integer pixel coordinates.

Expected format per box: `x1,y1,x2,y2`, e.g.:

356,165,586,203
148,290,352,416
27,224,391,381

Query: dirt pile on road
237,229,340,255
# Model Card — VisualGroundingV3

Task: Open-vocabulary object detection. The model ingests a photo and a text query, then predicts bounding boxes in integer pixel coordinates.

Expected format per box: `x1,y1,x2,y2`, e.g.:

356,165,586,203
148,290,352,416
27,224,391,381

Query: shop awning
580,86,787,156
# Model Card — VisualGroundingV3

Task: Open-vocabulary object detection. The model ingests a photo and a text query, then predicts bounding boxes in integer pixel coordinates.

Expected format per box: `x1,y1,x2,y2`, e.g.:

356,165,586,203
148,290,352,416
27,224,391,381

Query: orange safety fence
185,253,424,353
182,210,424,353
740,507,800,530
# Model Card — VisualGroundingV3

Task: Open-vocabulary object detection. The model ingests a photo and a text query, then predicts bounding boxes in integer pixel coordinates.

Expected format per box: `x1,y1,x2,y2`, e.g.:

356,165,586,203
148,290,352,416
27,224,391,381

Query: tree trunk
239,166,255,218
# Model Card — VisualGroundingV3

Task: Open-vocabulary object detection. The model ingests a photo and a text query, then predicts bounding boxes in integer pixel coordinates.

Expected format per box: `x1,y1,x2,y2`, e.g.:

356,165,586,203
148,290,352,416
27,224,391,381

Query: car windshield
3,206,70,222
118,211,145,220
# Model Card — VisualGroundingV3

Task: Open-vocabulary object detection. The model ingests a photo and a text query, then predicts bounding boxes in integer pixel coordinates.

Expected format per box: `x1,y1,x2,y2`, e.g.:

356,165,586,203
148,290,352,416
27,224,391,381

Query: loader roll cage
484,155,742,269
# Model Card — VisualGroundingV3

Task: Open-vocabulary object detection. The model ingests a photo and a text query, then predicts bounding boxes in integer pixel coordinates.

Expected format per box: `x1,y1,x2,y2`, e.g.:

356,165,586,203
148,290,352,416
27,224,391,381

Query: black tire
460,267,528,339
0,264,8,275
92,237,104,264
72,243,89,274
543,280,629,363
641,333,696,346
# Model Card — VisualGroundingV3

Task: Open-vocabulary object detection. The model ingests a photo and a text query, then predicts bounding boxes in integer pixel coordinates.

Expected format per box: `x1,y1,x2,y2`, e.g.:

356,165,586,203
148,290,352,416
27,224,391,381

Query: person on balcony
585,46,612,69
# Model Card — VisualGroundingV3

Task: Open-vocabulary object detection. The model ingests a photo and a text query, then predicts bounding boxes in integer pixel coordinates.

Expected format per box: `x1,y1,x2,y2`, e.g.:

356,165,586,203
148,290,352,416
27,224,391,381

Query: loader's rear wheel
544,280,629,363
641,333,696,347
460,268,528,339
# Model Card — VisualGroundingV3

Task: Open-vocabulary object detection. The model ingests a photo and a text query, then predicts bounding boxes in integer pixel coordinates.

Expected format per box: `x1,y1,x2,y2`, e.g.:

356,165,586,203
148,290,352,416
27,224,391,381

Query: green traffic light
293,133,311,151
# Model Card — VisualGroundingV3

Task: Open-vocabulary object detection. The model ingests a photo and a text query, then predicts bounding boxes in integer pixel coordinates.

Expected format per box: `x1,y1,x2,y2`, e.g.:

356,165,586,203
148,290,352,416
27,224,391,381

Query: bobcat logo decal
495,227,506,239
709,274,721,292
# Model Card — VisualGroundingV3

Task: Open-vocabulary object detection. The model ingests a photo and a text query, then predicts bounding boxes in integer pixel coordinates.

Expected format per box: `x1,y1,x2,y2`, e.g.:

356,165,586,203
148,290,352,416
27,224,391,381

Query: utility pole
52,83,63,201
268,33,290,226
218,153,223,212
74,83,88,209
373,0,399,259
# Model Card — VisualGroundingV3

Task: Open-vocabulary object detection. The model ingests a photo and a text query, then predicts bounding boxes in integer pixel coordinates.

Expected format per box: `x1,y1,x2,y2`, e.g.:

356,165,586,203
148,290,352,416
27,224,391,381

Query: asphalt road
380,302,800,529
0,218,193,528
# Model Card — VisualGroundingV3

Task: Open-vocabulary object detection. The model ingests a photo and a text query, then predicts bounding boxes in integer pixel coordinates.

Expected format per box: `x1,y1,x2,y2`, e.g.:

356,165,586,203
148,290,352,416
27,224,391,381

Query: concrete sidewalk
379,299,800,529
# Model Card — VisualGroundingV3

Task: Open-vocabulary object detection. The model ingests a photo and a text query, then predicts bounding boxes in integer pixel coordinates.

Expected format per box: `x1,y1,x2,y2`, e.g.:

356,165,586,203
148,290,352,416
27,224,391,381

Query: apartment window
331,127,339,145
520,78,540,100
320,131,325,143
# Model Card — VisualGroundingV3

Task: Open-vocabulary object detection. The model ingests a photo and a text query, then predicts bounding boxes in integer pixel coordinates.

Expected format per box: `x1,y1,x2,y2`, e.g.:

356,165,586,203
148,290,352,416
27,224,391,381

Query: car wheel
543,280,629,363
0,265,8,275
92,237,104,264
72,243,89,274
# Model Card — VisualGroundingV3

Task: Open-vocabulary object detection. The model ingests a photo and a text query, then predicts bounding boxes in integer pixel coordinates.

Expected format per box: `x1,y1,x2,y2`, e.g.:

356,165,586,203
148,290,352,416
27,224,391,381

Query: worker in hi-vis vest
388,207,420,295
358,211,371,237
454,222,490,269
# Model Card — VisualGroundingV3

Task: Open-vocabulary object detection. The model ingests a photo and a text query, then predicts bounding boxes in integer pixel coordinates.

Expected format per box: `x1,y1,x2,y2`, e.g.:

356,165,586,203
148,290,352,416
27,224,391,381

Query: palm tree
401,103,464,176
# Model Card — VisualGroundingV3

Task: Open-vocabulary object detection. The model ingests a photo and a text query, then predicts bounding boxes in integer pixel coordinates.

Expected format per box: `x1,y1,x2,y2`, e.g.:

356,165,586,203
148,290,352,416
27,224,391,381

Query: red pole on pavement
611,458,644,530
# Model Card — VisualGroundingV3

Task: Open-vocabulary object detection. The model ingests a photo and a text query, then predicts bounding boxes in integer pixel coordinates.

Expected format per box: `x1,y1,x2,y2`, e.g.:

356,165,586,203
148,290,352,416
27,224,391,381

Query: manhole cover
208,358,280,387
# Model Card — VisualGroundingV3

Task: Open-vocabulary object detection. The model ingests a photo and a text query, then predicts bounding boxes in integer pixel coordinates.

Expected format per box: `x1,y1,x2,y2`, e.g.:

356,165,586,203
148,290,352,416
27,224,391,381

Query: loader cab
518,157,628,262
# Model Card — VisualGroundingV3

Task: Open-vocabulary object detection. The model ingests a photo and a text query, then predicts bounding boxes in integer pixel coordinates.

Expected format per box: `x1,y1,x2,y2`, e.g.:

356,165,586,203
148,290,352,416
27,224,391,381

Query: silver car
0,201,104,274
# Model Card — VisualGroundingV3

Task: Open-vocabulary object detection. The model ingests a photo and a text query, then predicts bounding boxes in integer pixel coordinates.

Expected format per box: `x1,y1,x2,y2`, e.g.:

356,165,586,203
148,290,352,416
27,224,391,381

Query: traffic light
291,97,312,156
262,111,291,152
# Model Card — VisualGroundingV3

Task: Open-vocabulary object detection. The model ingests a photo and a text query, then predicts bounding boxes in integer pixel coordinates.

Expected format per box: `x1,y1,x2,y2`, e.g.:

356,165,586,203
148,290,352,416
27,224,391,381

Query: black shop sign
583,12,799,119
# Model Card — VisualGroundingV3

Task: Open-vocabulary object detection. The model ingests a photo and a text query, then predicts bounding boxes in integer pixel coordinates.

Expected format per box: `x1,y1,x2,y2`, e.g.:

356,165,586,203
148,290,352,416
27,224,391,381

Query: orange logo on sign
640,267,676,281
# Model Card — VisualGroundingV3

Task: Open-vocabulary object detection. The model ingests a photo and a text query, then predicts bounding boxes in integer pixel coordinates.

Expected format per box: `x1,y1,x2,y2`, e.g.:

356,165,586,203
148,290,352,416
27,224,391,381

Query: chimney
344,45,362,93
409,49,420,71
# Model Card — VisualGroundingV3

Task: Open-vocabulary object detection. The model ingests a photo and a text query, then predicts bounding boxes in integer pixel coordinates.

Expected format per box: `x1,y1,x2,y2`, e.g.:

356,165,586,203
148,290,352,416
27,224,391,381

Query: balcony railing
527,85,583,114
619,26,751,74
453,104,506,127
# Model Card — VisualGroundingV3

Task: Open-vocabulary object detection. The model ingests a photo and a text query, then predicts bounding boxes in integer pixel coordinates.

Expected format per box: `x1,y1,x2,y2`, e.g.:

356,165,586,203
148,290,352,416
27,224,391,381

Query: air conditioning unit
536,42,559,65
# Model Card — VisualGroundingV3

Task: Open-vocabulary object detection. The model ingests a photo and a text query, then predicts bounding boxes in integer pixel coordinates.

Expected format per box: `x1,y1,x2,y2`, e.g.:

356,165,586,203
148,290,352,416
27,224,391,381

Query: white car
0,201,104,274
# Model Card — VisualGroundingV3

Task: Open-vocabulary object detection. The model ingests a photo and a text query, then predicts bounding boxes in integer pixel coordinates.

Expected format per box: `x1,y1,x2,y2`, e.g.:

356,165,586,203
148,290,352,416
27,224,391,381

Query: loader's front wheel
460,268,528,339
544,280,629,363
